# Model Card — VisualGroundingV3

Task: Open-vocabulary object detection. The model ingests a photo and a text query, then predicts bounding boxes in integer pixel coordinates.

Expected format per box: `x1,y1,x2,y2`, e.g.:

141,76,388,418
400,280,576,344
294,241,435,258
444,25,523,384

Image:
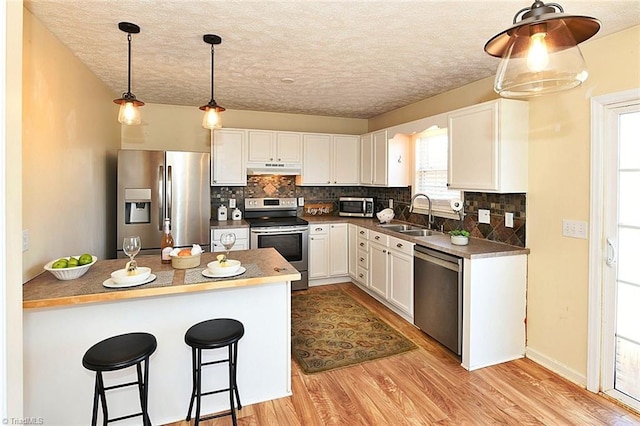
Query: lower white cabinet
309,223,348,279
211,228,249,252
387,236,414,316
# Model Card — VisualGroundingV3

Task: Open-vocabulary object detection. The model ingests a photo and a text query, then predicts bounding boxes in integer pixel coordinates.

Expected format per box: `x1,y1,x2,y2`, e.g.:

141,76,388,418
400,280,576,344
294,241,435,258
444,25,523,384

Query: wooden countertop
303,216,529,259
23,248,300,309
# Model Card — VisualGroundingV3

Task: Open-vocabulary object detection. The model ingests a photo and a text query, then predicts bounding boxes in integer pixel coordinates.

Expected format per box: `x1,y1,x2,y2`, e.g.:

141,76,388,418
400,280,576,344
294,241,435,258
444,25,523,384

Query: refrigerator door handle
158,165,164,231
167,165,172,221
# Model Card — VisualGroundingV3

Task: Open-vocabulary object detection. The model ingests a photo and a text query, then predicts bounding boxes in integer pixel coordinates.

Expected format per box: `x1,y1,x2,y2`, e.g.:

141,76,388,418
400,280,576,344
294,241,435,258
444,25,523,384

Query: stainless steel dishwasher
413,245,463,355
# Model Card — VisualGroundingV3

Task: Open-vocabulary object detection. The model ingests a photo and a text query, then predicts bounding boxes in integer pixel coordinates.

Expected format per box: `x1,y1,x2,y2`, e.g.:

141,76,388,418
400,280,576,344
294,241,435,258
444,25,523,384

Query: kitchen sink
398,229,441,237
377,224,420,231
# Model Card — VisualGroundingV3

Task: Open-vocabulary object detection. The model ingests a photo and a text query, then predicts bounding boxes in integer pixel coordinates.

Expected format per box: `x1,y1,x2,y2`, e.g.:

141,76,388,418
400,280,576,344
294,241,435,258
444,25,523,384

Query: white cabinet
247,130,301,164
309,223,348,279
447,98,528,193
298,134,360,186
211,129,247,186
387,236,414,317
211,228,249,252
368,230,390,299
360,130,410,187
348,224,358,279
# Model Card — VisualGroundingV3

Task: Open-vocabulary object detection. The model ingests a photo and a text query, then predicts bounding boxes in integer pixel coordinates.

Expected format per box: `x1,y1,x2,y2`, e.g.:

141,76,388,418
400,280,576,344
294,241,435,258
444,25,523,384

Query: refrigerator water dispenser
124,188,151,224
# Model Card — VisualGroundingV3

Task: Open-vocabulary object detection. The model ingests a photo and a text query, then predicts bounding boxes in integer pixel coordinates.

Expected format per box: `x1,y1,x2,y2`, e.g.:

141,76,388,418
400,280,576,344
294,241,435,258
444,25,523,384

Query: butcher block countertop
304,216,529,259
23,248,300,309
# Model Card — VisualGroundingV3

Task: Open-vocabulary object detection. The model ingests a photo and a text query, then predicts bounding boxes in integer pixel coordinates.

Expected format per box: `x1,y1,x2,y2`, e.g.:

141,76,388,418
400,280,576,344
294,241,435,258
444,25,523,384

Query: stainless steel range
244,198,309,290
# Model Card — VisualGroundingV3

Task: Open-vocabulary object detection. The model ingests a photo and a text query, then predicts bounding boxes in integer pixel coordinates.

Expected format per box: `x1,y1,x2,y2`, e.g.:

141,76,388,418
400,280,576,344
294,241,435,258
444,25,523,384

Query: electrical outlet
562,220,588,239
389,199,393,208
23,229,29,252
505,212,514,228
298,197,304,206
478,209,491,224
229,199,236,208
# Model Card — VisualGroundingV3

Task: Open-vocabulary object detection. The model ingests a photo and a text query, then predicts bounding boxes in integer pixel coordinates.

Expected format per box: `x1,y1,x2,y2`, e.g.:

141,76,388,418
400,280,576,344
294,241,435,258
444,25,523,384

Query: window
413,127,462,217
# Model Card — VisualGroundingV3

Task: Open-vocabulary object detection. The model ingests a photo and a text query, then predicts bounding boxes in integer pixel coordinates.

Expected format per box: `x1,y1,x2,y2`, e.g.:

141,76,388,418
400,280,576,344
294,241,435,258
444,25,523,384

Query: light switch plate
478,209,491,224
229,199,236,208
562,219,588,239
22,229,29,252
505,212,514,228
389,199,393,208
298,197,304,206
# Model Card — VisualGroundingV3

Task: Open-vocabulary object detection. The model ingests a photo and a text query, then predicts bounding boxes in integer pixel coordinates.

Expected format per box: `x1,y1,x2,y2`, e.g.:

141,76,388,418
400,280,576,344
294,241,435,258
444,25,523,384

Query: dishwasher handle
414,248,461,272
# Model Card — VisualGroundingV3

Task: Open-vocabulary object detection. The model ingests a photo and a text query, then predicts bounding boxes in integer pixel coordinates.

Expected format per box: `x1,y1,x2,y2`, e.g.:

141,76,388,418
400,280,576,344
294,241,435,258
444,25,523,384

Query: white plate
103,274,157,289
202,266,246,279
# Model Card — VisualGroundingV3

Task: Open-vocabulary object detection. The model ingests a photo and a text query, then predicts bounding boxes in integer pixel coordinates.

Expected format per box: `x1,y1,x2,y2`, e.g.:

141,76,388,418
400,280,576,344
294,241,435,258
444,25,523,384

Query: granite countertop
210,219,250,229
303,215,529,259
23,248,300,309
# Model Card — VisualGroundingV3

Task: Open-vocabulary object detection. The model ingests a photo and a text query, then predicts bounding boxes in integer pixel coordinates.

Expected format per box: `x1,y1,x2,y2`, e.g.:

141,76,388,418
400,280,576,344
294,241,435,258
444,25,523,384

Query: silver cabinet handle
359,273,364,278
315,227,323,231
359,242,364,247
382,249,387,253
396,243,403,248
606,238,617,266
360,257,364,261
359,230,365,235
375,236,380,240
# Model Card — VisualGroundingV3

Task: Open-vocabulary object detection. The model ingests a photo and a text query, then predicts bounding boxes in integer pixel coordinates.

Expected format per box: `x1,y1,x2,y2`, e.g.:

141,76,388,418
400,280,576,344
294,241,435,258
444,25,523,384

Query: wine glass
123,236,141,272
219,232,236,262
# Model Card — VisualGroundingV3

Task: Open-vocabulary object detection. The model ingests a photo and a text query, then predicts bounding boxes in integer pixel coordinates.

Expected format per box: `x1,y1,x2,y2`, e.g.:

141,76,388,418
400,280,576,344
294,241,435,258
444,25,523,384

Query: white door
589,90,640,412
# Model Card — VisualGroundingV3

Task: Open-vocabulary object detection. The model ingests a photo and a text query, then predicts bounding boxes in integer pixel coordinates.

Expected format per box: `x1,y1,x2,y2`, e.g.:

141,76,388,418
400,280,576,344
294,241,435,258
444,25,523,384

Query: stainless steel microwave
339,197,374,217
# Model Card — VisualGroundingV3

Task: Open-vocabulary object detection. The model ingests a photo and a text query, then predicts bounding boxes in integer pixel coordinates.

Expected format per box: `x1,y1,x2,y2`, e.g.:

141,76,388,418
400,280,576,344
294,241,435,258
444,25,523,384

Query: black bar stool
82,332,157,426
185,318,244,426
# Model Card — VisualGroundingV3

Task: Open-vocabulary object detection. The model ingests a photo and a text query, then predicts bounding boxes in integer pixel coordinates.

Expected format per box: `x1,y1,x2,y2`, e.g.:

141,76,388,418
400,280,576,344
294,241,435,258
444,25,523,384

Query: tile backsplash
211,177,526,247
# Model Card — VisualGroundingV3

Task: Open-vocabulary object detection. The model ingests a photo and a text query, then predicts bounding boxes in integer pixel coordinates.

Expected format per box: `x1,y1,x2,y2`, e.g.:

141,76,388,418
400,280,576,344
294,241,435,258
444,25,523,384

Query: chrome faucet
409,193,434,229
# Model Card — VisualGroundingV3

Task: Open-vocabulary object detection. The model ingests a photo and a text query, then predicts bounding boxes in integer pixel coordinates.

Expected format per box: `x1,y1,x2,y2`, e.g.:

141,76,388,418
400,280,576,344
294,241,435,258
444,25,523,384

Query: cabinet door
247,130,274,163
348,224,358,279
212,129,246,186
329,223,348,276
372,130,388,186
309,233,329,278
360,133,373,185
388,249,414,316
333,135,360,185
301,134,332,185
276,132,302,163
369,242,389,299
448,102,498,191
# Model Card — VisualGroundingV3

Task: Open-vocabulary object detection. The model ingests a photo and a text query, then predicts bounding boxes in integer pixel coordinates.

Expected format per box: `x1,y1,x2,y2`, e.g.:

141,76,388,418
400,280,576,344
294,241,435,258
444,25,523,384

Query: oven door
250,226,309,272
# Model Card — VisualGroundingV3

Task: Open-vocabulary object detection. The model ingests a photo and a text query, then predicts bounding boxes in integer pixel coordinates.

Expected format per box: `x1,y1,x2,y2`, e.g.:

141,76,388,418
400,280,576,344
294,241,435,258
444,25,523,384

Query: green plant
449,229,470,237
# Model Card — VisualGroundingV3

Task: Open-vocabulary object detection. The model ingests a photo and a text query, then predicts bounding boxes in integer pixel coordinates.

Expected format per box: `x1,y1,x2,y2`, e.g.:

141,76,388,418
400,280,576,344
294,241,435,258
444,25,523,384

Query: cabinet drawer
213,228,249,241
357,227,369,239
369,230,388,245
310,224,329,235
357,237,369,252
388,236,414,256
356,266,369,285
357,249,369,269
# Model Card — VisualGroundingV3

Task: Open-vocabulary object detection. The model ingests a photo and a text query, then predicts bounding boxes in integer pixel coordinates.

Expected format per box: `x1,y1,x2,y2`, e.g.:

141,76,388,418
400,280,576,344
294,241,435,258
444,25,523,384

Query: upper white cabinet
447,98,528,193
211,129,247,186
298,134,360,186
247,130,302,164
360,130,410,187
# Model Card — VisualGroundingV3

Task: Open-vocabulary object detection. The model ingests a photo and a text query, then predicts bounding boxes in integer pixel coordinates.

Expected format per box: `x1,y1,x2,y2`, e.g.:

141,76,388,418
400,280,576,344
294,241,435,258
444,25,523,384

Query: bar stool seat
185,318,244,426
83,332,157,426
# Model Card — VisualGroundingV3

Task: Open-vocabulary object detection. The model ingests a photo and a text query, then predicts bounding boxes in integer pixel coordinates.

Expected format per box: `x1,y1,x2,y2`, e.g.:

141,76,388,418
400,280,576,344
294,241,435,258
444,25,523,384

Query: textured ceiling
25,0,640,119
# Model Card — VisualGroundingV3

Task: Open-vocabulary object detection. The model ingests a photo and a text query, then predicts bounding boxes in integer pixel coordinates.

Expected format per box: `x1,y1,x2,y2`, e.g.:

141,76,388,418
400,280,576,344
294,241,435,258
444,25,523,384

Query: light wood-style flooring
167,283,640,425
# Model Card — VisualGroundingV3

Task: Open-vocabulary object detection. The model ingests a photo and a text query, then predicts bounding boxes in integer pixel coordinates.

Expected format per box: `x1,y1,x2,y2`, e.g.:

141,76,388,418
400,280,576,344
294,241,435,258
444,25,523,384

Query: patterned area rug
292,289,417,374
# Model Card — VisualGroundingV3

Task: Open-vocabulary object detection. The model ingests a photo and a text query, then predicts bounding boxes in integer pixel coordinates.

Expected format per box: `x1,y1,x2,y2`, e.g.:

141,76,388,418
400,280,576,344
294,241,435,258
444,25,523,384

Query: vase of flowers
450,229,470,246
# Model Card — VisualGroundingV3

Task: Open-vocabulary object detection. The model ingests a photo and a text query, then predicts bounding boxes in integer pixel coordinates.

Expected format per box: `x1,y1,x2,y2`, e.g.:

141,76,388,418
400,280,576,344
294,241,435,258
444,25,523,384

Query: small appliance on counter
338,197,374,217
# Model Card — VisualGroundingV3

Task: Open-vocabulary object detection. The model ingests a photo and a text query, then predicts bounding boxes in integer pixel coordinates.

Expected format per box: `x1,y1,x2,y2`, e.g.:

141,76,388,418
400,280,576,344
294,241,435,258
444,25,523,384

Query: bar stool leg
227,345,237,426
232,341,242,410
136,359,152,426
186,348,196,421
194,348,202,426
91,375,100,426
97,372,108,426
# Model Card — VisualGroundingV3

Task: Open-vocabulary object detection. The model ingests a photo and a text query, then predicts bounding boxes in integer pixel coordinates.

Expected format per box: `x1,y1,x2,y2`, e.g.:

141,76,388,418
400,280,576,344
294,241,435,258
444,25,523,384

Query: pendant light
200,34,225,129
484,1,600,98
113,22,144,125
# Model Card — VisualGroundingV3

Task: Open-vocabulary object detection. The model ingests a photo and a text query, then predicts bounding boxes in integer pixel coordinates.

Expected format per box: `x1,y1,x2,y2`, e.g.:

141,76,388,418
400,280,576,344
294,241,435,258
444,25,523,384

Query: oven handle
251,227,309,235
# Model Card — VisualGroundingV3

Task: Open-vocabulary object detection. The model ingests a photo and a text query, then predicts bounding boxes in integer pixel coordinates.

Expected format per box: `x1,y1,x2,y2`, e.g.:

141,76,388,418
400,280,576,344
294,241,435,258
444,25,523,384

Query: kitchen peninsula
23,248,299,425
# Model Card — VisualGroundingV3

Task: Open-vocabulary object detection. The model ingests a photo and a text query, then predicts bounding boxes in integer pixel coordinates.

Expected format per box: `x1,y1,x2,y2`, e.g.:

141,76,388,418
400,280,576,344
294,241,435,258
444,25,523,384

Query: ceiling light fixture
484,1,600,98
113,22,144,125
200,34,225,129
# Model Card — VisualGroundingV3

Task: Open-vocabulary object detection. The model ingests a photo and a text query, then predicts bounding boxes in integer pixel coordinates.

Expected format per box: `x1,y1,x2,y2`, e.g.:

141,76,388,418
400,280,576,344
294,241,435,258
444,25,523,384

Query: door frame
587,88,640,395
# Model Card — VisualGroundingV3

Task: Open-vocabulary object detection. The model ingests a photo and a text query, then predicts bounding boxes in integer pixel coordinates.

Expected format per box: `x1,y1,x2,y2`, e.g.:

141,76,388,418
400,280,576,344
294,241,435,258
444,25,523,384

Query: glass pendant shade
117,99,143,125
201,34,224,129
485,1,600,98
113,22,144,125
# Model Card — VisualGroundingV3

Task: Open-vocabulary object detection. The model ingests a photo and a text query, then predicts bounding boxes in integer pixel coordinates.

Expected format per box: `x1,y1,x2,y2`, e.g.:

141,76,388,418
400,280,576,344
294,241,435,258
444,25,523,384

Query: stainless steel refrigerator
117,150,211,257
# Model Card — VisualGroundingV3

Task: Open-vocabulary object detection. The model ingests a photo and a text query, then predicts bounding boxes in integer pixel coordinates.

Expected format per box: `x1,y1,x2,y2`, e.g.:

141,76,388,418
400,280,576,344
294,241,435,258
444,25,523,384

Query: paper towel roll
450,199,463,212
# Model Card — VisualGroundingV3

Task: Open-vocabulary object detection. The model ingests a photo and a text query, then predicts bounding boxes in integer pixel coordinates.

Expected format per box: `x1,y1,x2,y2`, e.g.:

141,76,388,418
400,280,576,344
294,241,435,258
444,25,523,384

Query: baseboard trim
308,276,350,287
526,347,587,387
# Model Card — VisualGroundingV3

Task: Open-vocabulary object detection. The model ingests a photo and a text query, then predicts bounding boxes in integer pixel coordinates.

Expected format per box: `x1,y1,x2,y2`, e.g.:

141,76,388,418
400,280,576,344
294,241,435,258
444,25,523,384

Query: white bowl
110,267,152,285
207,259,241,274
376,208,395,224
44,256,97,280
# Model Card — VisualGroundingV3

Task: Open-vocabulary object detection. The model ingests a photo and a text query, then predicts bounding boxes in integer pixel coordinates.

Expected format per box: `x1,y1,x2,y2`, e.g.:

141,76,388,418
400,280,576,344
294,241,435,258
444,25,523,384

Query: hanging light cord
127,33,132,96
209,43,215,104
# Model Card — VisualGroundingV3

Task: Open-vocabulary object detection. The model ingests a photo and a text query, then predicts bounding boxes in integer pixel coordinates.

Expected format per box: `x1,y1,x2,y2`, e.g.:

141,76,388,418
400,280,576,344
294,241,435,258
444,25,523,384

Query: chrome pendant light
484,1,600,98
113,22,144,125
200,34,225,129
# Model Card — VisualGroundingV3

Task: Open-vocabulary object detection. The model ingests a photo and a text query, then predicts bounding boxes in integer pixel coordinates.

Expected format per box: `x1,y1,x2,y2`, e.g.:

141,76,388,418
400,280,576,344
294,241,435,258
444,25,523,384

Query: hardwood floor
167,283,640,426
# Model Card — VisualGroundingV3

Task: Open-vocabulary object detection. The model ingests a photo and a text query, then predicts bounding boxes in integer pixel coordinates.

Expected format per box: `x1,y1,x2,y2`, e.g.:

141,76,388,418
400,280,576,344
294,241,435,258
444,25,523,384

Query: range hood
246,162,302,175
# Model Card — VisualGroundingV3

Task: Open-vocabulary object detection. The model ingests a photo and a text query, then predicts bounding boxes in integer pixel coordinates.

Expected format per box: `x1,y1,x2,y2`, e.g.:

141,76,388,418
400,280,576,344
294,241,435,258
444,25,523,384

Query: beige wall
22,8,120,280
368,26,640,381
121,104,368,152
